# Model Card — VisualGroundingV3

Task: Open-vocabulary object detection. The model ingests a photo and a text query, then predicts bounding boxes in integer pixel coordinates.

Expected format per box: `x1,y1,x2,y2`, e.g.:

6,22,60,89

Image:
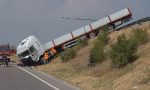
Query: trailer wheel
108,25,114,32
80,35,87,40
97,30,103,36
89,32,96,38
123,17,130,23
108,24,116,32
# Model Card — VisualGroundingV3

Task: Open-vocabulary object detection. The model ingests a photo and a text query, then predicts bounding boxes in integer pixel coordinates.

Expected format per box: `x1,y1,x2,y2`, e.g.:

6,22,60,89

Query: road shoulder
17,66,79,90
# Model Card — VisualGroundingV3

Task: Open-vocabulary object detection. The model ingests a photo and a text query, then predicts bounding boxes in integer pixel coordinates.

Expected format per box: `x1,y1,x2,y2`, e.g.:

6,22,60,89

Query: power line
61,17,97,21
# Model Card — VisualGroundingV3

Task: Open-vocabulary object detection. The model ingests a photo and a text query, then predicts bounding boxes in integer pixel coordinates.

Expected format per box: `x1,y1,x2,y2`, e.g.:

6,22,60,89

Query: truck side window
36,42,40,47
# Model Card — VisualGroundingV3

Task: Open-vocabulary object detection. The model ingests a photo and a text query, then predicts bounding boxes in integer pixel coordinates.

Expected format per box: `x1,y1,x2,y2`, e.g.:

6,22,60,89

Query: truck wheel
89,32,96,38
22,61,26,66
39,58,45,65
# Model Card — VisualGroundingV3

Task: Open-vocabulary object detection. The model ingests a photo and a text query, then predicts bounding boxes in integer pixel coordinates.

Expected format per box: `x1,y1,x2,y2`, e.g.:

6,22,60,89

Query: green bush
110,28,149,68
78,39,88,47
89,42,105,64
74,39,88,52
97,30,110,46
110,34,138,68
61,48,76,62
89,28,109,65
131,28,149,45
61,38,88,62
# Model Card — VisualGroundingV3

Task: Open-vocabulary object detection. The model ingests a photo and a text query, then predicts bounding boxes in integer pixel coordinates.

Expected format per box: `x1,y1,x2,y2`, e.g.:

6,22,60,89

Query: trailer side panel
109,8,130,22
54,33,73,46
72,27,85,38
43,41,54,50
91,17,110,30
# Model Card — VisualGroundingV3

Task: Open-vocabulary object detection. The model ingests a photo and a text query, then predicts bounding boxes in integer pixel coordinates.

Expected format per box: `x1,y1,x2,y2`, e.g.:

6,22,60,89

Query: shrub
89,42,105,64
78,39,88,47
74,39,88,52
110,28,149,68
110,34,138,68
131,28,149,45
89,28,109,65
61,38,88,62
97,29,110,46
61,48,76,62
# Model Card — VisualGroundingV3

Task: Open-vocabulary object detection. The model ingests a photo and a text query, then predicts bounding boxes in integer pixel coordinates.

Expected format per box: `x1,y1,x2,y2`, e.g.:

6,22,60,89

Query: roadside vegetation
37,22,150,90
61,48,76,62
110,28,149,68
110,34,137,68
131,28,149,45
61,39,88,62
89,26,109,65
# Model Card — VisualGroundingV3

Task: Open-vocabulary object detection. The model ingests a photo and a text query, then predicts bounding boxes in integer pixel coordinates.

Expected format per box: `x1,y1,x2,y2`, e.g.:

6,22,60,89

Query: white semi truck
17,8,132,66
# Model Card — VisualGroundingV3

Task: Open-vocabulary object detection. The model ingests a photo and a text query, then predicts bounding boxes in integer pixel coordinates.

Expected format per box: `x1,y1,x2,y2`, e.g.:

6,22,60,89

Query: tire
123,17,130,23
108,25,114,32
89,32,96,38
39,58,45,65
22,61,26,66
97,30,103,36
80,35,87,40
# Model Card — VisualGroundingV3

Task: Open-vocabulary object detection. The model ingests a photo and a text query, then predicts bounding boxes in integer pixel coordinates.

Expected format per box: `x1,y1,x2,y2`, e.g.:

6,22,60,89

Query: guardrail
116,16,150,31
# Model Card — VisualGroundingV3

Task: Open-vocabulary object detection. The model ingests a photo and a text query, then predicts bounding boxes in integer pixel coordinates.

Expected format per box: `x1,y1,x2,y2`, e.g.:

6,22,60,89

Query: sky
0,0,150,46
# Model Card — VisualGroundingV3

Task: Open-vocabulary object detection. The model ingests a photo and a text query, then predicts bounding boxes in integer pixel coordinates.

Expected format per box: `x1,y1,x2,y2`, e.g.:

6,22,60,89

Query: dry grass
37,22,150,90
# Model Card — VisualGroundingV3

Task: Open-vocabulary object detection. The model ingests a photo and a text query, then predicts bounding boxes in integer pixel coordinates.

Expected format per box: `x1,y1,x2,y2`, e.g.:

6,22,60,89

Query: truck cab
17,35,45,65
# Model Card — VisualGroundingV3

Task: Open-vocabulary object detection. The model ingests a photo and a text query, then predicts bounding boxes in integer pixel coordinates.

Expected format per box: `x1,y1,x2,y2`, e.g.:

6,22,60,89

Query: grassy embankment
36,22,150,90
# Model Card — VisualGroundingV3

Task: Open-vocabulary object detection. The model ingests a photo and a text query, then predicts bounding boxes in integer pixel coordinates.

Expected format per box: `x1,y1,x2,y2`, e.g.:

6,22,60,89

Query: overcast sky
0,0,150,45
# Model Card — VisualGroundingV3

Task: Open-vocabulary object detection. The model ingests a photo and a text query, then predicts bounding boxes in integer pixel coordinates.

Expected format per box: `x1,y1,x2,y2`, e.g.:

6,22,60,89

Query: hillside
37,21,150,90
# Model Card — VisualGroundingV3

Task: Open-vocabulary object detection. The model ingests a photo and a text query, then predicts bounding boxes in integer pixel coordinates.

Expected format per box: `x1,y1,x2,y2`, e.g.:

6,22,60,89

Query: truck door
29,45,39,61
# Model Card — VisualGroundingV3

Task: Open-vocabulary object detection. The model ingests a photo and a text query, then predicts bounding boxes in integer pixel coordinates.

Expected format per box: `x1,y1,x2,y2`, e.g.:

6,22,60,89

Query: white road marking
16,66,60,90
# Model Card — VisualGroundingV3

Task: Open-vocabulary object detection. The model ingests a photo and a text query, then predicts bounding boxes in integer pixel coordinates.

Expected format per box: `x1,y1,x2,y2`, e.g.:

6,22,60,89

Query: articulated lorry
17,8,132,66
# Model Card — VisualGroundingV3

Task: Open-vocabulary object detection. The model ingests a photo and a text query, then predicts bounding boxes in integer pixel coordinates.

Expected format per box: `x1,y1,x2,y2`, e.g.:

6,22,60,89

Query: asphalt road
0,66,78,90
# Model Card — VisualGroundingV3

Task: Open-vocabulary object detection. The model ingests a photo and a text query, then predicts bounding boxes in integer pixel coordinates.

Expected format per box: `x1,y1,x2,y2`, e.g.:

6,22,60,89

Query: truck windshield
18,50,29,58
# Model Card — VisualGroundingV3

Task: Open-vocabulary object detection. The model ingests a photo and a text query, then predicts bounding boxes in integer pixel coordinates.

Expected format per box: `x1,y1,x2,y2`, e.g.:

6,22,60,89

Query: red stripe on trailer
127,8,132,16
89,24,93,31
108,16,112,23
70,32,74,38
52,40,56,47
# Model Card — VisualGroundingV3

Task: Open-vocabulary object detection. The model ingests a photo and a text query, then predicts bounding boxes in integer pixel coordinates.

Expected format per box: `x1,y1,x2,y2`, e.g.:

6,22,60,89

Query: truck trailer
17,8,132,66
0,44,16,56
